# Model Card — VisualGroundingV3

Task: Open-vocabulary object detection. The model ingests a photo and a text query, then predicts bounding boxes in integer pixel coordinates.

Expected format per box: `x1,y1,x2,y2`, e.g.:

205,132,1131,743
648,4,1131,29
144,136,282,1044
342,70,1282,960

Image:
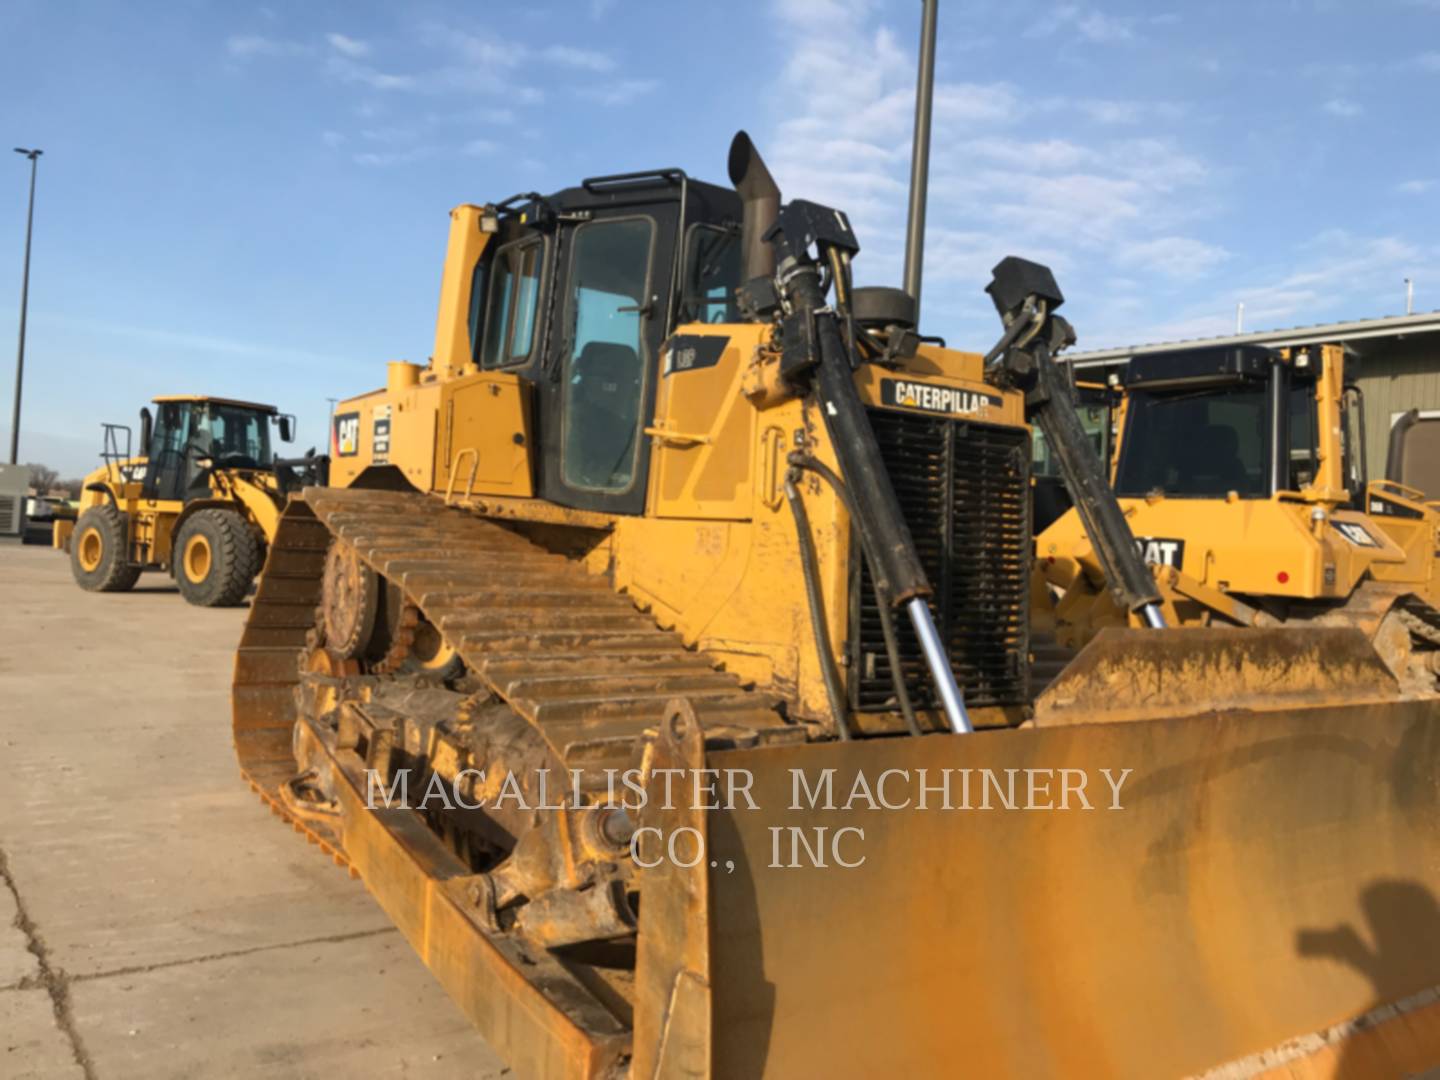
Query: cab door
141,401,193,503
538,207,675,514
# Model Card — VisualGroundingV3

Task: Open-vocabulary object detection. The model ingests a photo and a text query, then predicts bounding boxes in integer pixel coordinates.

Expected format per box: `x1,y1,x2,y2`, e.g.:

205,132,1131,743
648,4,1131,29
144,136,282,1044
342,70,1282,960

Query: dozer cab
1037,343,1440,694
58,395,328,606
232,134,1440,1078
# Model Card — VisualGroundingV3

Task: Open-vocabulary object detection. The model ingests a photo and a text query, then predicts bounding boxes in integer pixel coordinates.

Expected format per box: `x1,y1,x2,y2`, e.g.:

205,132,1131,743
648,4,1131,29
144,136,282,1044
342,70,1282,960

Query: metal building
1066,311,1440,479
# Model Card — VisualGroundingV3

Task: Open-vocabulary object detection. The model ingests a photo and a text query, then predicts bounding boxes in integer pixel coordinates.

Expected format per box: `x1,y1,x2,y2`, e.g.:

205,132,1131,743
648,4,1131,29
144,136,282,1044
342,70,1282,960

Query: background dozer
1037,343,1440,694
231,129,1440,1078
57,395,328,606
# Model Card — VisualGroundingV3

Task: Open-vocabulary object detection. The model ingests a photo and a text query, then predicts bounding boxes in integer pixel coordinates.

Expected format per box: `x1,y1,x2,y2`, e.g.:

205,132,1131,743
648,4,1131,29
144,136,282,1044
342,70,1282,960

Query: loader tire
70,505,141,593
174,509,261,608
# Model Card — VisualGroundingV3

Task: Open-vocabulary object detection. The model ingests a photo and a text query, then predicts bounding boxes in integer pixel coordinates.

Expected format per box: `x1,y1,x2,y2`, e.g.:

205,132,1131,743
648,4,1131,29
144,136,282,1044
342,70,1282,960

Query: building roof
1064,310,1440,369
151,395,278,412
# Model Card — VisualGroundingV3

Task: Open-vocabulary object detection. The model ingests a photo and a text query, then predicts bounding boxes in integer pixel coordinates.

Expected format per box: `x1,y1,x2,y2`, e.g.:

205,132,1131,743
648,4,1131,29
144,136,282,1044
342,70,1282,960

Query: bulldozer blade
1033,626,1401,727
697,699,1440,1078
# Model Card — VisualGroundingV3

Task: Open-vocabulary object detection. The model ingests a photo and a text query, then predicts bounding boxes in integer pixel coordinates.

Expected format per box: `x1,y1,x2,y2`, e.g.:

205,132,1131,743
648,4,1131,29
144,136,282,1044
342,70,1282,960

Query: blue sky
3,0,1439,476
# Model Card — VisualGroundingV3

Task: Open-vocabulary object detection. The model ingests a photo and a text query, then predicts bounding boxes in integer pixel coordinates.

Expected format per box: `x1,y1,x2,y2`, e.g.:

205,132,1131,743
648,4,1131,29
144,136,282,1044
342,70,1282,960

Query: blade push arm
984,257,1165,627
765,200,973,733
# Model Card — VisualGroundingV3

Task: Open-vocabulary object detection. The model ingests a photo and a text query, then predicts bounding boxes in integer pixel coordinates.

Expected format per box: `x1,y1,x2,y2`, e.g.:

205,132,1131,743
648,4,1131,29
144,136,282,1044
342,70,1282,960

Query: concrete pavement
0,544,507,1079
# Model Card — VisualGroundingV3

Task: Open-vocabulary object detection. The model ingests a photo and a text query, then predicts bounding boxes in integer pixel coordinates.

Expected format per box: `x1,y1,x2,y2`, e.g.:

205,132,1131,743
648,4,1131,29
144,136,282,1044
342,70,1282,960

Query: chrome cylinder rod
906,597,973,734
1140,603,1167,629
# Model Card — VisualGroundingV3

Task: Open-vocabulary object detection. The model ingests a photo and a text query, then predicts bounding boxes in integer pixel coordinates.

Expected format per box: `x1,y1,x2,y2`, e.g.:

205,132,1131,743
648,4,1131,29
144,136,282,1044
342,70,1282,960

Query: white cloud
1322,97,1363,118
1397,179,1435,195
1029,5,1138,44
462,138,498,156
1115,236,1230,279
961,136,1094,171
577,78,658,106
1077,99,1144,125
422,24,615,74
359,126,417,143
542,45,616,72
326,33,370,59
434,25,525,68
325,54,416,92
353,147,434,167
757,0,1231,346
225,34,309,58
1095,232,1429,346
1072,98,1186,126
320,130,346,148
1072,9,1136,42
1414,51,1440,71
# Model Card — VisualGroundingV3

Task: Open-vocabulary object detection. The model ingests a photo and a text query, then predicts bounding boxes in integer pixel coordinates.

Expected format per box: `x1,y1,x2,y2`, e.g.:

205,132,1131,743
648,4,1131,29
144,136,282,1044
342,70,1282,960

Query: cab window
561,217,654,492
197,405,273,465
1034,400,1110,479
151,402,192,465
480,238,543,369
678,223,741,324
1115,385,1269,498
1287,383,1318,490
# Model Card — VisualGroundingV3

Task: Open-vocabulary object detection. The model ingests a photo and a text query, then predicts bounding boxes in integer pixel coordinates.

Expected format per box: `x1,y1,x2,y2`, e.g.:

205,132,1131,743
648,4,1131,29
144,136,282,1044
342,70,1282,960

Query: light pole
10,148,41,465
902,0,938,322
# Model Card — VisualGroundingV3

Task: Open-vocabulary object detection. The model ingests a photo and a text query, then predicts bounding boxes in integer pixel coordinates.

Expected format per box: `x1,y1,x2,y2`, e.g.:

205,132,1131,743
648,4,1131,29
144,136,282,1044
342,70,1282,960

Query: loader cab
141,396,278,503
1113,345,1358,503
469,174,743,514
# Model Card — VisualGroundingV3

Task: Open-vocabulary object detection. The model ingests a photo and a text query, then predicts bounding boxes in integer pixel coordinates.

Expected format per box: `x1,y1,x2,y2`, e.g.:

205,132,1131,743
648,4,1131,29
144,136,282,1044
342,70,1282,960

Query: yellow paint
77,526,103,571
183,532,212,583
431,206,493,381
435,371,532,498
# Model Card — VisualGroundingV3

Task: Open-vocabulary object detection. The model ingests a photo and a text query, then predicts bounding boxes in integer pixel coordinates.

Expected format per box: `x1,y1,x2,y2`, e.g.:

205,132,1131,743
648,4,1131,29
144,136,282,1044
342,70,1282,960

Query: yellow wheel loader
1037,344,1440,694
57,396,328,606
232,135,1440,1078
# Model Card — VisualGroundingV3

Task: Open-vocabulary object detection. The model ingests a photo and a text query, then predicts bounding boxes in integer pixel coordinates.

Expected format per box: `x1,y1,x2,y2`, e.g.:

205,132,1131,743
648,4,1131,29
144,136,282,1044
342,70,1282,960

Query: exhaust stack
728,131,781,283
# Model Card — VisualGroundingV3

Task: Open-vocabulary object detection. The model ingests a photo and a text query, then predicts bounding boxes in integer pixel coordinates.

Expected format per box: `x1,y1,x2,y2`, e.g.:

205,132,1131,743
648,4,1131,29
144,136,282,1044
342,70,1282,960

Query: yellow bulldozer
1037,343,1440,695
232,134,1440,1078
57,395,328,606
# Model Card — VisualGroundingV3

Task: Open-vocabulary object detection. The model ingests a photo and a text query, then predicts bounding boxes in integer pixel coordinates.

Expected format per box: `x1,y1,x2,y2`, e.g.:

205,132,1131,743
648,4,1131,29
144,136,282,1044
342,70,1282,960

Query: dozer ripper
58,395,328,606
1037,343,1440,695
233,134,1440,1078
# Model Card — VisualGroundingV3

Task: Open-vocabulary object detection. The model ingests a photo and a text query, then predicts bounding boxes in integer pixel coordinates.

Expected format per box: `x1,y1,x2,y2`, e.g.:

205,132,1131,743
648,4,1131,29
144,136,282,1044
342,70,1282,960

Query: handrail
445,448,480,505
1367,477,1428,502
581,168,686,193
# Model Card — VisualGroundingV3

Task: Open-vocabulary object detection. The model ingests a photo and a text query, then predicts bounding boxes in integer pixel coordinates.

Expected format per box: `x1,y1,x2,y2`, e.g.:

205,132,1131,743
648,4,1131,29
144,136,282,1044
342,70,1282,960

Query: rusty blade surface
1034,625,1402,726
705,701,1440,1078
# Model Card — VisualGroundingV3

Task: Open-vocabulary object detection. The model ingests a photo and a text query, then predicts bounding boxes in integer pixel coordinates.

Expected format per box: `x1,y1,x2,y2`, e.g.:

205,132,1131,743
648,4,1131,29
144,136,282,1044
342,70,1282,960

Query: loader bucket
637,697,1440,1078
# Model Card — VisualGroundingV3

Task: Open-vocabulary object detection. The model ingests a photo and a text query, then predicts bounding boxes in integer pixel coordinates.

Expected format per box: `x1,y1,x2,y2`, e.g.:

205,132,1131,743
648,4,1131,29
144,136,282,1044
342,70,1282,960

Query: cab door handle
645,425,710,448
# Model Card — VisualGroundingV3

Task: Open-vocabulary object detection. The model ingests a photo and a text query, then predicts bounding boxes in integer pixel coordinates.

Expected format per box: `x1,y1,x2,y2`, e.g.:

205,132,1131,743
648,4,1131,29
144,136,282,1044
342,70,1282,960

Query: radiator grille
0,495,18,535
851,409,1031,711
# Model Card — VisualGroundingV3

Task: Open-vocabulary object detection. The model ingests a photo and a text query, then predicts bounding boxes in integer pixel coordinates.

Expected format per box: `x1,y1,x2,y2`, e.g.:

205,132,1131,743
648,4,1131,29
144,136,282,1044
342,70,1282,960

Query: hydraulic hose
767,199,973,733
803,271,974,733
783,472,853,740
788,453,923,737
783,257,932,604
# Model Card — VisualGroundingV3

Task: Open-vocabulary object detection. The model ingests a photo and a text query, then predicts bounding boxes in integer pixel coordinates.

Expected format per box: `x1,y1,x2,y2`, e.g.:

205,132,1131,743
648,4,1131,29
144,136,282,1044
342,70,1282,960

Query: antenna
902,0,938,321
1236,301,1244,334
1406,277,1415,315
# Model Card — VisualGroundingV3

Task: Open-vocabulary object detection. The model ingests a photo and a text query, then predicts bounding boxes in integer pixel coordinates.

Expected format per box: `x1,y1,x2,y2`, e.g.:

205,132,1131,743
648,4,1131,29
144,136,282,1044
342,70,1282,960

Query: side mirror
139,407,153,456
277,414,294,443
